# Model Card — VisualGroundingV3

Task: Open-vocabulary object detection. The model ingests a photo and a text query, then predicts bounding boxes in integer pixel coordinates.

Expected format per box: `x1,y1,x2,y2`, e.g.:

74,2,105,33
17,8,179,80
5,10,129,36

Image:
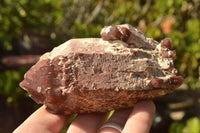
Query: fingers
13,105,72,133
99,101,155,133
14,101,155,133
67,112,109,133
99,109,132,133
122,101,155,133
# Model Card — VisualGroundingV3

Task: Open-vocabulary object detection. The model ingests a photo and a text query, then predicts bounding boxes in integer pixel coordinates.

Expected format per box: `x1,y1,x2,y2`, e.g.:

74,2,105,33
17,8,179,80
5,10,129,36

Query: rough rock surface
20,24,184,115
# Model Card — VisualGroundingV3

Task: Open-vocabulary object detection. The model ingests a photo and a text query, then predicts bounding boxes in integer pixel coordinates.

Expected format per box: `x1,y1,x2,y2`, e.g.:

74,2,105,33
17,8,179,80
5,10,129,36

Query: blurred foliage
169,117,200,133
0,0,200,132
0,0,64,51
0,68,27,105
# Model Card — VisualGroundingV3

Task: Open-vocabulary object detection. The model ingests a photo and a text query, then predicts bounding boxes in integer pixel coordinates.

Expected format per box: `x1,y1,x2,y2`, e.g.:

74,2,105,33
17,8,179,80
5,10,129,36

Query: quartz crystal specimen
20,24,184,115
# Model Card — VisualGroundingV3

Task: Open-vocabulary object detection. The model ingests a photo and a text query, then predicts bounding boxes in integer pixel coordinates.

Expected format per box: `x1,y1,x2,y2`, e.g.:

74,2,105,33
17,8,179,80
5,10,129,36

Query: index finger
13,105,72,133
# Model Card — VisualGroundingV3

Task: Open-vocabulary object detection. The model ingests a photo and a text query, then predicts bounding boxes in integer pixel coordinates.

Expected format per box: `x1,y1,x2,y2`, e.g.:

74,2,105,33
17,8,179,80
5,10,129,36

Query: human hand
13,101,155,133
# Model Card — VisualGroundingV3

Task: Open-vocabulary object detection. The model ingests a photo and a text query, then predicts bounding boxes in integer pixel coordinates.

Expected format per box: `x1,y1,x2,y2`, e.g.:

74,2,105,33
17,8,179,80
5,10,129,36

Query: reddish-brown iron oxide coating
20,24,184,115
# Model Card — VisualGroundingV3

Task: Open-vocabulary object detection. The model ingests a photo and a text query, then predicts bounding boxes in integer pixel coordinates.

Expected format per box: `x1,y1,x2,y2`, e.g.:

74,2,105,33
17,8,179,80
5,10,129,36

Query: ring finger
99,108,132,133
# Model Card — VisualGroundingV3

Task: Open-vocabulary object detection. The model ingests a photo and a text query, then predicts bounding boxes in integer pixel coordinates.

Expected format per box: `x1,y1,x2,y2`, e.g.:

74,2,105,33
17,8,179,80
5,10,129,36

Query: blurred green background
0,0,199,132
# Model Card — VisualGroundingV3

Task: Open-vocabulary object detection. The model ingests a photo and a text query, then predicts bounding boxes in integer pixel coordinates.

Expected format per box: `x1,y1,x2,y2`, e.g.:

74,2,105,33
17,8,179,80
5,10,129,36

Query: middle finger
67,112,109,133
